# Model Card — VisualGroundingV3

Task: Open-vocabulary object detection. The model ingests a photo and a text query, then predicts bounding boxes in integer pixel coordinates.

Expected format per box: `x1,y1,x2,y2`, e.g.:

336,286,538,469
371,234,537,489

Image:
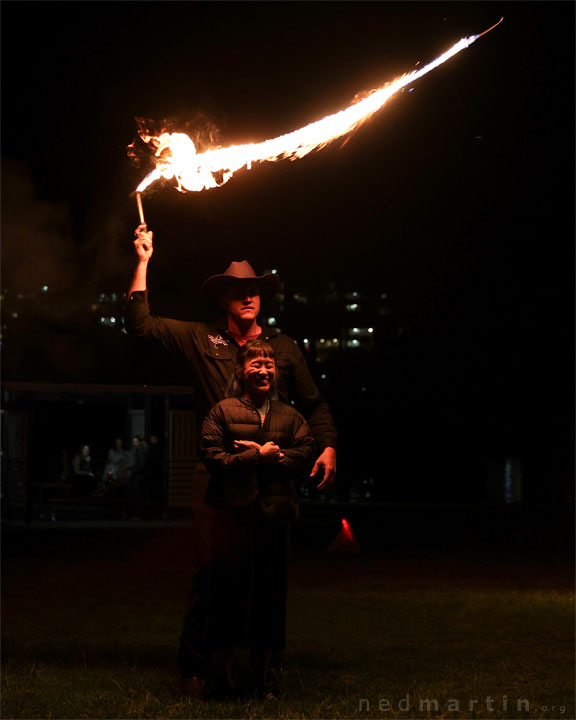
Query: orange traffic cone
327,518,361,553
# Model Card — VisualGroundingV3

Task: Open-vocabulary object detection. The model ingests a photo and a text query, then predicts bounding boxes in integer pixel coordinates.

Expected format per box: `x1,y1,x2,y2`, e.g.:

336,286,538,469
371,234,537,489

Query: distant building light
268,317,277,326
332,338,338,344
320,338,325,343
381,293,388,300
41,285,49,292
303,338,309,344
346,303,359,311
321,374,327,380
352,291,358,297
361,387,367,392
271,269,278,275
11,312,18,319
110,317,116,324
368,327,374,333
352,328,359,334
353,339,359,345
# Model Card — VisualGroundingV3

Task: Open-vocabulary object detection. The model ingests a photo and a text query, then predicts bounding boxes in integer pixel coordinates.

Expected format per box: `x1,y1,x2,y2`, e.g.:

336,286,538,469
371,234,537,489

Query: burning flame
134,20,502,195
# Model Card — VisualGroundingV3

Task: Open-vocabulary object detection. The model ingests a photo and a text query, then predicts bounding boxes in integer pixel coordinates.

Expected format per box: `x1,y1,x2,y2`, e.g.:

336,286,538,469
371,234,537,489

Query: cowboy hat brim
200,261,281,296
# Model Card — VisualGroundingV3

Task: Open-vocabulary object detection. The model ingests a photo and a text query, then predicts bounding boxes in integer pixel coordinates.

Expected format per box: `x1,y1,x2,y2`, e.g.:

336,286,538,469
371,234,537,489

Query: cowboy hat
200,260,281,296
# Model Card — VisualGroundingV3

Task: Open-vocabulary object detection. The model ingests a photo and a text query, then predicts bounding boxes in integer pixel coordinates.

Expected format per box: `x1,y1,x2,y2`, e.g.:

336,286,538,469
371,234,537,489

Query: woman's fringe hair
225,340,278,399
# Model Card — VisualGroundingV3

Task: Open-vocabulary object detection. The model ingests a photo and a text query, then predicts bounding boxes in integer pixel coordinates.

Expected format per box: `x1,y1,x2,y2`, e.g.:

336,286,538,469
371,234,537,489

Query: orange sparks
134,20,502,195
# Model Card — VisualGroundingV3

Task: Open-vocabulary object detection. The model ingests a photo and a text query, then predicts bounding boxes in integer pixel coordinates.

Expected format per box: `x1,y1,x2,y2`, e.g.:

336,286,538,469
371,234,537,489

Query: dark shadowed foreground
2,504,574,719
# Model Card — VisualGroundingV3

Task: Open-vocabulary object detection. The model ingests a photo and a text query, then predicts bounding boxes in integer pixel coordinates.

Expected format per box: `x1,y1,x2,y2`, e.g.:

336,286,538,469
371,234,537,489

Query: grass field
2,509,574,719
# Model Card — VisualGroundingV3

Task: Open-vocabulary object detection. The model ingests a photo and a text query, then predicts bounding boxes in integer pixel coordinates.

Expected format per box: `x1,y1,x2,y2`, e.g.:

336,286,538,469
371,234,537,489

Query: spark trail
134,18,502,196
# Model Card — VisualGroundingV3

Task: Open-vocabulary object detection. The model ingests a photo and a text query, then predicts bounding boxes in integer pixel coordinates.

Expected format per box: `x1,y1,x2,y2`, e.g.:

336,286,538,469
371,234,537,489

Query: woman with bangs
197,339,315,699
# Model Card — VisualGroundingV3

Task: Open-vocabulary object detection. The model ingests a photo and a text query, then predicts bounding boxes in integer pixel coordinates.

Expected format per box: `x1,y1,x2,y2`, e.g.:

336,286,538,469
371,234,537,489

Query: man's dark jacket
124,290,337,451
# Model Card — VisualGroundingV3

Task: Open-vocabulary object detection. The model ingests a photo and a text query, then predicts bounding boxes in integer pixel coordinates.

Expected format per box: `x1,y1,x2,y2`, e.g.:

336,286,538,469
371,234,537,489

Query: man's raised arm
123,225,192,356
128,224,153,296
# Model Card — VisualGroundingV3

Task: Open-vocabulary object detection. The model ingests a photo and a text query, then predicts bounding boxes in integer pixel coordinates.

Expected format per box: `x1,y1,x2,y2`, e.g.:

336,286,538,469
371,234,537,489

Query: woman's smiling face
241,354,276,399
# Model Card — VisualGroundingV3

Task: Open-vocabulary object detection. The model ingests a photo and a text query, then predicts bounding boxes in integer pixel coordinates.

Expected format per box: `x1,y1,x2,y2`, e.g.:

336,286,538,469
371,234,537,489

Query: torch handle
136,192,146,226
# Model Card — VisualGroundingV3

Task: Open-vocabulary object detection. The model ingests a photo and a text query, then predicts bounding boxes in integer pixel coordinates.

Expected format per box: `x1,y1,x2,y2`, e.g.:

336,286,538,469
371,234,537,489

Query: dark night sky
1,2,574,498
2,1,573,287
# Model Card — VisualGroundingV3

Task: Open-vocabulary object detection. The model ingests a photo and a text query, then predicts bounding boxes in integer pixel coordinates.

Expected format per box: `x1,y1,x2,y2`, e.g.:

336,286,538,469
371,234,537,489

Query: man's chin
237,312,256,321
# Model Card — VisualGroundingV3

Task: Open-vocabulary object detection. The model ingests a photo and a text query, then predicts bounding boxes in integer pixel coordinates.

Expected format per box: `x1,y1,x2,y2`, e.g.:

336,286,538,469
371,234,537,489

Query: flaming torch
132,19,502,218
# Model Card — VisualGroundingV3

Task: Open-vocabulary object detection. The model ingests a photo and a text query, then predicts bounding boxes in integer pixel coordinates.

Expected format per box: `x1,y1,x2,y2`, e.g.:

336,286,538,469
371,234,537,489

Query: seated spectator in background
71,444,97,497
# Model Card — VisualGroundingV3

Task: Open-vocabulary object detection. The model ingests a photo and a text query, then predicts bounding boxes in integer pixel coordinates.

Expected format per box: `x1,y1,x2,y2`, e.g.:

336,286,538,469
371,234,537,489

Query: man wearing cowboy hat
125,223,337,695
126,224,336,482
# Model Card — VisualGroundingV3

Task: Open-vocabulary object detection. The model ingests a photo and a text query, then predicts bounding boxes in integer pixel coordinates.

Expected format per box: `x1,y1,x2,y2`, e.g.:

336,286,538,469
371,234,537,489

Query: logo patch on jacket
208,334,228,348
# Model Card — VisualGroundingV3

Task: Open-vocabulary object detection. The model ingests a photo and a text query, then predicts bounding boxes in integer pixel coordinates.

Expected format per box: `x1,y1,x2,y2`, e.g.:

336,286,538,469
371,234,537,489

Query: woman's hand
234,440,262,452
234,439,284,463
258,442,285,464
